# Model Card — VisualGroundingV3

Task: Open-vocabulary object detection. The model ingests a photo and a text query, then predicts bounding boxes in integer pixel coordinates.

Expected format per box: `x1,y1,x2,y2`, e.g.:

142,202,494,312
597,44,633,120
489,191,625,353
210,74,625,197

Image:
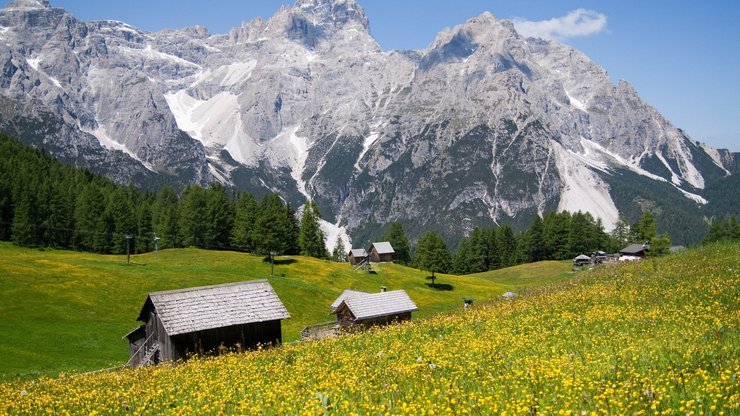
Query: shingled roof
137,280,290,336
349,248,368,258
330,289,369,310
620,244,648,255
333,290,417,321
369,242,395,255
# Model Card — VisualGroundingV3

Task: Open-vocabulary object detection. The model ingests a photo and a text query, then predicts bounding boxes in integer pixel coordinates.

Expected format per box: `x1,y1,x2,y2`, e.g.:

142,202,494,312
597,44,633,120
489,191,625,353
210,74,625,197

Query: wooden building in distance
348,248,369,266
619,243,649,260
124,280,290,367
368,242,395,263
331,289,417,330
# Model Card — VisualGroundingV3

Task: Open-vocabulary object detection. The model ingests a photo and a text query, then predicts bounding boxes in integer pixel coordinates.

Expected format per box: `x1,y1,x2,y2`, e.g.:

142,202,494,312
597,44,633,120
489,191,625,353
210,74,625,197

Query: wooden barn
368,242,395,263
347,248,369,266
124,280,290,367
331,289,417,330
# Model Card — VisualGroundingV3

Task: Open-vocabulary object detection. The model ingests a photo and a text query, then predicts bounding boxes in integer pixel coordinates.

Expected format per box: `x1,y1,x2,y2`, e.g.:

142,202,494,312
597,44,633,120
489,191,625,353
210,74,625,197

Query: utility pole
269,251,276,277
153,233,160,254
125,234,132,264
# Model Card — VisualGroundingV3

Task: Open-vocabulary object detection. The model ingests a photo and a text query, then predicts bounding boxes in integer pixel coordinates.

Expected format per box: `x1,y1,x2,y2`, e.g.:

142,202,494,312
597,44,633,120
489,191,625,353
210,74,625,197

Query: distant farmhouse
347,248,368,266
368,242,395,263
125,280,290,367
620,243,649,260
331,288,417,330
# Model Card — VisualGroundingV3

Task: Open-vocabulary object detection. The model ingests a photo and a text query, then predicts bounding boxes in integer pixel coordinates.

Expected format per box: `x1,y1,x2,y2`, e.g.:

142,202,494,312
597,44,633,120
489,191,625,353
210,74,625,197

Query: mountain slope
0,0,735,244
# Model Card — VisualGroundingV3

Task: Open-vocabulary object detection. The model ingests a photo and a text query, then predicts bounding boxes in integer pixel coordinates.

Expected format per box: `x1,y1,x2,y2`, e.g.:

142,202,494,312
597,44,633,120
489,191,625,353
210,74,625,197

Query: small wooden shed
348,248,369,266
573,254,592,266
332,289,417,330
124,280,290,367
368,242,395,263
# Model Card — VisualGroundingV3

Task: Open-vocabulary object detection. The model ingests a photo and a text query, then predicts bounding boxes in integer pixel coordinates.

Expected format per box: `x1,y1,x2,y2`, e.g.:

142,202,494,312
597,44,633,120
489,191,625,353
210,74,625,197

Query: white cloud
512,9,607,41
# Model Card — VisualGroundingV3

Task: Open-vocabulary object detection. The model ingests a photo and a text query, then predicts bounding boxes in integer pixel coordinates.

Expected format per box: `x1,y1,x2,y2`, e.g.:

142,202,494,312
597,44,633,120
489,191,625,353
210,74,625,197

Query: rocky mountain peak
292,0,369,31
4,0,50,9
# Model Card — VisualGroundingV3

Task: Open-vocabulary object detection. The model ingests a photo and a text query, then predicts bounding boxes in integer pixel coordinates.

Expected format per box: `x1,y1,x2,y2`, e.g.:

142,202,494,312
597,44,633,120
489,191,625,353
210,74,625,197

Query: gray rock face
0,0,733,244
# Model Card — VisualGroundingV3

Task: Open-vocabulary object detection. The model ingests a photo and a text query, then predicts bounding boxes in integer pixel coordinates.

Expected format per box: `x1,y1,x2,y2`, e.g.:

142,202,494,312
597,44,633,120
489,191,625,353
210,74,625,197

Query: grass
0,242,736,415
0,242,571,379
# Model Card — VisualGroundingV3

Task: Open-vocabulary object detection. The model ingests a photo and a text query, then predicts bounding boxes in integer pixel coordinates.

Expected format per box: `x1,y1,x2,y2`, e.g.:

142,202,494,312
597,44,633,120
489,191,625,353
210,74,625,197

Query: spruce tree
298,200,327,258
253,193,288,257
179,185,208,248
414,231,452,285
332,237,347,262
452,236,472,274
528,216,545,262
11,188,40,247
152,186,180,249
205,183,235,250
496,225,517,267
232,191,258,251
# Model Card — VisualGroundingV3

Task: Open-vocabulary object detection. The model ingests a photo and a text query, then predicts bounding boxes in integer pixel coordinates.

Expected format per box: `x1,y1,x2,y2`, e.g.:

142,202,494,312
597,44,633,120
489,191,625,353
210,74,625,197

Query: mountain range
0,0,736,246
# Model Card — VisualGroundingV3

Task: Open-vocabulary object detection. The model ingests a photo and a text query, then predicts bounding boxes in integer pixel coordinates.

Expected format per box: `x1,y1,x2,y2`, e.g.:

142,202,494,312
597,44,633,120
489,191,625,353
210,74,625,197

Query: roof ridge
149,279,269,297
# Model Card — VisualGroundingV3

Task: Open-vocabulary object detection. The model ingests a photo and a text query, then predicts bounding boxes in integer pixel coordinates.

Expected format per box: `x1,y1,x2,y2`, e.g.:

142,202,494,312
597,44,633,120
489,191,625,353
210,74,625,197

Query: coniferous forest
2,134,738,274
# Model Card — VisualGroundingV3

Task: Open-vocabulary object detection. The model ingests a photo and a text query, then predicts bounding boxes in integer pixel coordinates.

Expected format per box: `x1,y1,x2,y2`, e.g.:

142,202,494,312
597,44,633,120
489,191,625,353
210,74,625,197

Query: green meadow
0,242,571,378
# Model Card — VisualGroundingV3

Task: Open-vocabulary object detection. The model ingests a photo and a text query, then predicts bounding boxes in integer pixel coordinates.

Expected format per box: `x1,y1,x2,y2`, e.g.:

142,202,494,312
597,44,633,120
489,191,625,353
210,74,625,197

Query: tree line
7,133,735,277
0,134,328,258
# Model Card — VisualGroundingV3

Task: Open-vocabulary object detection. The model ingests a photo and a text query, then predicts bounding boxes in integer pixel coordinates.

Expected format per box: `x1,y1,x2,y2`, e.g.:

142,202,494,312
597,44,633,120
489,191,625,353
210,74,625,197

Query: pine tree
232,191,258,251
11,187,40,247
496,225,517,267
650,233,671,256
528,215,545,262
298,200,327,258
469,228,490,272
631,211,657,243
74,183,105,251
253,193,288,257
179,185,208,248
452,236,472,274
382,222,411,265
414,231,452,286
151,186,180,249
106,188,136,254
331,237,347,262
136,199,154,253
205,183,235,250
611,214,630,247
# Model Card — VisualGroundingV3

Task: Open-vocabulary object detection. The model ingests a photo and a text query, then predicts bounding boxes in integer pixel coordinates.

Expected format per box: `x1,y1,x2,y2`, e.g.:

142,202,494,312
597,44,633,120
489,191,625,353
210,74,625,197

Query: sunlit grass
0,242,570,378
0,243,736,414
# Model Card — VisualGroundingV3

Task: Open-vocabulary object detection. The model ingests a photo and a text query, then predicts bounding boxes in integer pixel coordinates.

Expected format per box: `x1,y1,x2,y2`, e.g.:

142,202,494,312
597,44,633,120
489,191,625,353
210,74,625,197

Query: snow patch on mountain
320,218,351,254
354,132,378,170
564,88,587,112
700,143,731,174
655,151,682,185
26,57,40,71
552,140,618,230
81,124,155,172
204,60,258,87
165,90,252,162
285,127,311,199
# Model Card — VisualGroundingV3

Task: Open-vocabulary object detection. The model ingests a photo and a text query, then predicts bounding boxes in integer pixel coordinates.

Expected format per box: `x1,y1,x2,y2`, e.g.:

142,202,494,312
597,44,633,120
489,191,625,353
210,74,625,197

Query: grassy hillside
1,243,736,415
0,242,571,378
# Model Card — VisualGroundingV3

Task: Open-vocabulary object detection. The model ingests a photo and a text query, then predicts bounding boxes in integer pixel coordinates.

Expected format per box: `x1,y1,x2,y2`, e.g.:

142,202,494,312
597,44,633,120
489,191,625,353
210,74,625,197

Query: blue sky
51,0,740,151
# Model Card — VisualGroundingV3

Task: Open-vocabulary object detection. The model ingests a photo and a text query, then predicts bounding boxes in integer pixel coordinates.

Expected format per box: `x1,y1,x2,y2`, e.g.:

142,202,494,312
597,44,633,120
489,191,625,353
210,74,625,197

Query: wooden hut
368,242,395,263
573,254,591,266
332,289,417,330
124,280,290,367
330,289,369,311
348,248,369,266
